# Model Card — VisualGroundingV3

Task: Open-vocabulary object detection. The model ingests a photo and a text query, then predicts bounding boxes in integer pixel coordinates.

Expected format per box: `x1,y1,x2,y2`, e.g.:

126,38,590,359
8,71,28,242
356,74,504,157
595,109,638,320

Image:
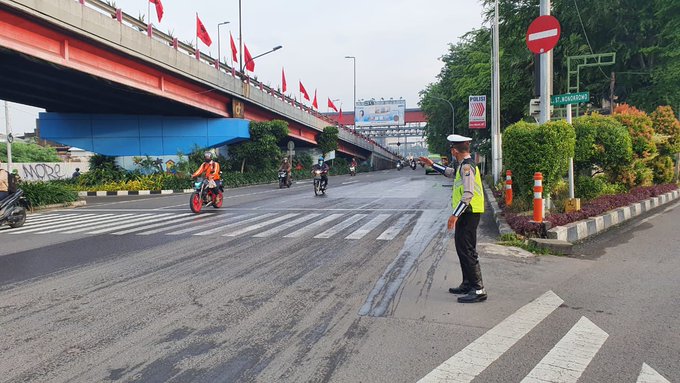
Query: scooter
278,170,291,188
190,178,223,214
0,189,28,229
313,169,328,196
396,161,403,171
410,159,417,170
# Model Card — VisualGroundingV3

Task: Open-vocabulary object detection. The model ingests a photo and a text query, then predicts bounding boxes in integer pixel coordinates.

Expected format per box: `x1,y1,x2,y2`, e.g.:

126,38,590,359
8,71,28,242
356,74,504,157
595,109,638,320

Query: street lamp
242,45,283,71
217,21,230,70
431,96,455,134
344,56,356,132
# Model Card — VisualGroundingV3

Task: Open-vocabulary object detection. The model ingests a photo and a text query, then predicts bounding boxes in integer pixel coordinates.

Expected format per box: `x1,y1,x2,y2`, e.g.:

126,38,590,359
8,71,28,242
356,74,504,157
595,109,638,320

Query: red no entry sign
526,15,561,54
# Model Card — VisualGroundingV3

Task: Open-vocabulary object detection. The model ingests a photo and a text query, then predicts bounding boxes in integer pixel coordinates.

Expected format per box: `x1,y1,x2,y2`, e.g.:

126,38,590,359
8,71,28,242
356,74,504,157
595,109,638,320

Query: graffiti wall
0,163,90,181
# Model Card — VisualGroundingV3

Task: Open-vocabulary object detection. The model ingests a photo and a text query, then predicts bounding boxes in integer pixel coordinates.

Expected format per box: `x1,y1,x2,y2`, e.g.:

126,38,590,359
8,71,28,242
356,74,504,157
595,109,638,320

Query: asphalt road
0,169,677,382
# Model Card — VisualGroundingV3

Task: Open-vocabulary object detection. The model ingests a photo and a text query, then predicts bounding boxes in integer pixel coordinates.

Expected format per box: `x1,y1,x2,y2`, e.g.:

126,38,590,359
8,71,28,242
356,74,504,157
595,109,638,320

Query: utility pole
538,0,552,124
609,72,616,114
491,0,502,184
238,0,243,73
4,101,12,171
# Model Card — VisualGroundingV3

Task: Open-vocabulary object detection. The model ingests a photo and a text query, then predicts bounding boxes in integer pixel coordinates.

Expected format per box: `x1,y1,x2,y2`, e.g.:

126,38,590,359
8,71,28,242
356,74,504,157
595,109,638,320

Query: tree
317,126,339,157
229,120,289,172
1,141,61,162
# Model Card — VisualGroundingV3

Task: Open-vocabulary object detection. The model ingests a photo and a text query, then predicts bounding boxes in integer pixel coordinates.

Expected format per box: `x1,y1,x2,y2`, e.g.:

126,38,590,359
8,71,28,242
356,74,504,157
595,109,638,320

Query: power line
573,0,611,80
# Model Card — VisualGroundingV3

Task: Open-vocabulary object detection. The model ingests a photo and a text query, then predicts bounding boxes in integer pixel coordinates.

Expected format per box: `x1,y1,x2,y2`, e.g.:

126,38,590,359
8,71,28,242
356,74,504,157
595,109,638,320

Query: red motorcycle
190,178,223,213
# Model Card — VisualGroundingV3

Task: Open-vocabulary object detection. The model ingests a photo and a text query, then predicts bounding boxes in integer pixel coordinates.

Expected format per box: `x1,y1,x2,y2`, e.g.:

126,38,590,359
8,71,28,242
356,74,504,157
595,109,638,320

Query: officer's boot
457,265,487,303
449,264,471,294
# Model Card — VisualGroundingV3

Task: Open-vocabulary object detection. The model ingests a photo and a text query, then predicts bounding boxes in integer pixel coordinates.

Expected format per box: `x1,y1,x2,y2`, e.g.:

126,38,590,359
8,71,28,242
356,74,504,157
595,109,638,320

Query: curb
31,200,87,212
78,189,193,197
483,183,514,237
547,189,680,243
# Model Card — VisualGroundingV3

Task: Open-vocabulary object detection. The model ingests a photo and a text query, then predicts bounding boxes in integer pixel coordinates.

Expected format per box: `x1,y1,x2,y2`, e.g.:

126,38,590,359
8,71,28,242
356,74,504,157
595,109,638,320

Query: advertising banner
469,95,487,129
355,100,406,127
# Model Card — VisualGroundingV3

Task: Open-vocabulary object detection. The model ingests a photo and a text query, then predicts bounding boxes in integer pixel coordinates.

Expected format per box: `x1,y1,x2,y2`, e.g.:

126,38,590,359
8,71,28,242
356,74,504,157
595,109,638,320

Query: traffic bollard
505,170,513,206
533,172,543,223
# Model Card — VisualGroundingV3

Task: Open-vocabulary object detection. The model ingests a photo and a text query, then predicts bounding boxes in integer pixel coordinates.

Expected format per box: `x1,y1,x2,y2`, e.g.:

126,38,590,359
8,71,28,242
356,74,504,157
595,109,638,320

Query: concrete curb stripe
418,290,563,383
521,316,608,383
637,363,671,383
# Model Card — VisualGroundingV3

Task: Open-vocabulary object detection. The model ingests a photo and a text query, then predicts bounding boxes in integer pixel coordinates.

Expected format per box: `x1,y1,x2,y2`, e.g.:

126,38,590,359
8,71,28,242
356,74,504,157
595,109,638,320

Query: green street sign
551,92,589,106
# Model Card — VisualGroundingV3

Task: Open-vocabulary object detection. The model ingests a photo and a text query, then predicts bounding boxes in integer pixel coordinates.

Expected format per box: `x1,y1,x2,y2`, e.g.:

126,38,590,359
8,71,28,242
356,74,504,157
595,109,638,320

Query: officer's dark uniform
430,134,487,303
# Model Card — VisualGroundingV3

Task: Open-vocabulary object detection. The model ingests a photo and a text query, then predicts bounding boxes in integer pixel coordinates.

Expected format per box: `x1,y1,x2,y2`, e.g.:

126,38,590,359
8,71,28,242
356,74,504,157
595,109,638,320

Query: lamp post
217,21,230,70
344,56,356,132
431,96,455,134
242,45,283,72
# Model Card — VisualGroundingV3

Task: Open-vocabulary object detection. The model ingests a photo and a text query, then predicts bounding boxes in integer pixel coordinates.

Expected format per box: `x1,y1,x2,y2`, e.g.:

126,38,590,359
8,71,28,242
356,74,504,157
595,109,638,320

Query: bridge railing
75,0,397,159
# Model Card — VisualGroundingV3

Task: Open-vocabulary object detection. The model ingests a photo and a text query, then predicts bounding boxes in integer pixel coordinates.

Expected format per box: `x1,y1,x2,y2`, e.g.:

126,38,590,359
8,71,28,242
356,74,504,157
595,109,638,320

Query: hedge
20,181,79,208
573,114,632,177
502,120,575,201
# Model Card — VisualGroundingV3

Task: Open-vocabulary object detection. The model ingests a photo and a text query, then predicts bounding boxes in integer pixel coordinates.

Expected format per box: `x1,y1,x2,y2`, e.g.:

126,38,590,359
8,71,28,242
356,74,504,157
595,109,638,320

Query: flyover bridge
0,0,398,167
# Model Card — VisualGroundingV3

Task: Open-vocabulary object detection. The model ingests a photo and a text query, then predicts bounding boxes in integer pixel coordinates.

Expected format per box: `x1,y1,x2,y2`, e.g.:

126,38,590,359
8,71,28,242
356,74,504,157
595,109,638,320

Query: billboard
355,100,406,127
468,95,487,129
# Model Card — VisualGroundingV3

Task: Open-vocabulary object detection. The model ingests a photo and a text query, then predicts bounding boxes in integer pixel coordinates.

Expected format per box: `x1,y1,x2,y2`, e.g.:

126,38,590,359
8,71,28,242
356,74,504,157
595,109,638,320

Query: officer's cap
447,134,472,143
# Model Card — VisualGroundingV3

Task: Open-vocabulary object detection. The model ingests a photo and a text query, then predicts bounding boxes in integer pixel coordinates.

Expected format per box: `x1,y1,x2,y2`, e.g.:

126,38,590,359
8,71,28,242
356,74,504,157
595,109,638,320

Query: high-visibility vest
452,159,485,213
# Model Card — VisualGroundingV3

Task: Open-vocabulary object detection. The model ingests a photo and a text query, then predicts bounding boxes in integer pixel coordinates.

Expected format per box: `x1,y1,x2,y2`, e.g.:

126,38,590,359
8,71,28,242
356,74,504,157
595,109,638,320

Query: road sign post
468,95,487,129
526,7,561,125
551,92,589,106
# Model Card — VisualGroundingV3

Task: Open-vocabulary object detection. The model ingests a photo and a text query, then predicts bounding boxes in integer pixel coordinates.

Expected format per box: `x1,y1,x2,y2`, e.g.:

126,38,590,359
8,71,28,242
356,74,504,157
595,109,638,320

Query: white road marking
341,180,359,185
314,214,367,239
376,213,415,240
521,316,608,383
111,214,195,235
283,214,344,238
224,213,299,237
166,214,243,235
136,214,213,235
61,213,165,234
345,214,391,240
86,213,180,234
194,213,274,236
528,28,558,41
34,214,128,234
418,290,564,382
8,214,98,234
253,213,321,237
637,363,671,383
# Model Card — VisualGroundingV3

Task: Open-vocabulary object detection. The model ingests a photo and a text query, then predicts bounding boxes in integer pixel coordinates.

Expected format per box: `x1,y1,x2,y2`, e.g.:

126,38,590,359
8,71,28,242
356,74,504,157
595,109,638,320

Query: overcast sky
2,0,485,135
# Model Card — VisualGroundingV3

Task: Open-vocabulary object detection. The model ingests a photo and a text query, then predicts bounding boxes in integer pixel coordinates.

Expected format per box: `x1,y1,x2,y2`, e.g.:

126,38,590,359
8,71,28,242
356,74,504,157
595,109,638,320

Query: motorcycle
396,161,403,171
313,169,327,196
0,189,28,229
349,166,356,176
410,158,417,170
190,178,223,214
278,170,291,189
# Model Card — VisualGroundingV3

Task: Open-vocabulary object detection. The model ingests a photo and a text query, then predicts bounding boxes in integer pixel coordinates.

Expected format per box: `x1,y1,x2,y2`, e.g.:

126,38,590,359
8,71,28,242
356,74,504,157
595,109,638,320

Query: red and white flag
299,81,310,101
149,0,163,22
327,98,338,112
196,14,212,46
229,32,238,63
244,44,255,72
312,90,318,110
281,68,287,93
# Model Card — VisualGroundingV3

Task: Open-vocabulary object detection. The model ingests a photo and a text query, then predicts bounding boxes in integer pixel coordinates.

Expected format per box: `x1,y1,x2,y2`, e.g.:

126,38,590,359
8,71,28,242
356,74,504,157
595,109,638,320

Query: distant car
425,154,442,174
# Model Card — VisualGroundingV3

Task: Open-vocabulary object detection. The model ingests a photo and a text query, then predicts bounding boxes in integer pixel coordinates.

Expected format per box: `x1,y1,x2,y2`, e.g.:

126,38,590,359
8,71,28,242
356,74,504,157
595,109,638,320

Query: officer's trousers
454,212,484,290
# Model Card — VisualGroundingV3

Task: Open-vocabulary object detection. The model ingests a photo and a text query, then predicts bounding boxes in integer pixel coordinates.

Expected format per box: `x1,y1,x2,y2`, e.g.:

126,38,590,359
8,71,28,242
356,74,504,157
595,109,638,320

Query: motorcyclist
351,157,358,168
192,151,221,197
311,156,330,189
278,157,292,186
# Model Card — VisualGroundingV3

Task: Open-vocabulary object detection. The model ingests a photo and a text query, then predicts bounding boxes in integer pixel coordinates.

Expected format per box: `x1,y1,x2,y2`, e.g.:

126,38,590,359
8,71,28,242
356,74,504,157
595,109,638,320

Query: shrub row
20,181,79,208
504,184,678,237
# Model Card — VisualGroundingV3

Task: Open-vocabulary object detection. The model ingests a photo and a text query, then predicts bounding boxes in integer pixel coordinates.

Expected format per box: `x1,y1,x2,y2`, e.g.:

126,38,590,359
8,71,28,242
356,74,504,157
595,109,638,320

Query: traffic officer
419,134,487,303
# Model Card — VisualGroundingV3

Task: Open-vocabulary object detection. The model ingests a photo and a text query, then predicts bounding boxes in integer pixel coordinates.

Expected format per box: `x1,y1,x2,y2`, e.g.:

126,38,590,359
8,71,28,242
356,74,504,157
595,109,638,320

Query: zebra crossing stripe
345,214,392,240
376,213,415,240
521,316,608,383
253,213,322,237
8,214,99,234
136,214,214,235
418,290,564,382
193,213,272,236
111,214,196,235
283,214,345,238
62,213,164,234
86,213,181,234
637,363,671,383
24,213,72,223
314,214,367,239
55,213,154,234
224,213,299,237
33,214,129,234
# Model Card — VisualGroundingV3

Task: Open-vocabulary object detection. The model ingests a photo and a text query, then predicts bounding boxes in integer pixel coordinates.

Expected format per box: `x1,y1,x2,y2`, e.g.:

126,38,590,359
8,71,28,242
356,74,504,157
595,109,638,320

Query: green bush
650,155,675,184
613,104,657,160
575,175,626,201
650,106,680,155
502,120,575,202
329,157,349,176
21,181,78,208
573,114,633,177
294,152,313,169
633,160,654,187
0,141,61,162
